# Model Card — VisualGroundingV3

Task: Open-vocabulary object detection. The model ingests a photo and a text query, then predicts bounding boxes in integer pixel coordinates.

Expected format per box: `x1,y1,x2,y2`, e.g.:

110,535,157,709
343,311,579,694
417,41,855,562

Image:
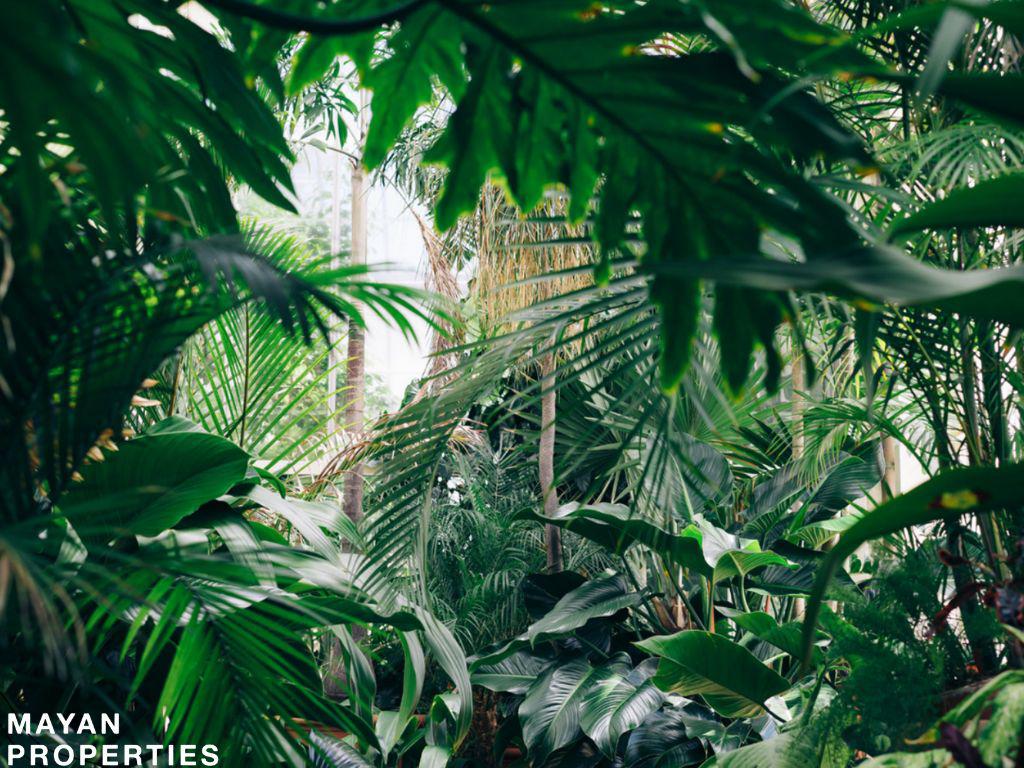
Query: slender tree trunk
881,436,899,503
539,351,563,572
326,152,344,444
342,95,369,528
326,93,369,700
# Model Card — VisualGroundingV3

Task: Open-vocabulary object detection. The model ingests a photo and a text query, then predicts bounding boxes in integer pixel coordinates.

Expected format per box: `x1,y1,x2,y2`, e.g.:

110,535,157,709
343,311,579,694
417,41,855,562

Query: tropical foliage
4,1,1024,767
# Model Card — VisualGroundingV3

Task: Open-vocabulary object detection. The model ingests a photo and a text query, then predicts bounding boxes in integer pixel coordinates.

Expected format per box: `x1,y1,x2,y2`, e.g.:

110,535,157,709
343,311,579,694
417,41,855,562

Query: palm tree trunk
539,351,563,572
326,152,344,443
327,94,369,701
342,97,369,528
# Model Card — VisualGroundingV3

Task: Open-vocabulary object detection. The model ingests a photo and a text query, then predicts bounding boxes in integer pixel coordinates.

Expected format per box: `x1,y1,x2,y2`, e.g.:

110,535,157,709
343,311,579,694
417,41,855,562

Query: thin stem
618,555,662,631
238,305,251,447
739,574,751,613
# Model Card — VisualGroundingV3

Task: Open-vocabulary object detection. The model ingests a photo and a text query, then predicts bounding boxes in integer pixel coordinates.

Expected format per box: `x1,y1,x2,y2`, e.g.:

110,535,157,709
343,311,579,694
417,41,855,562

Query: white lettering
8,714,30,735
29,744,46,766
52,744,74,767
55,712,75,732
78,713,95,734
201,745,219,767
6,746,25,764
100,713,120,735
124,744,143,766
35,713,53,735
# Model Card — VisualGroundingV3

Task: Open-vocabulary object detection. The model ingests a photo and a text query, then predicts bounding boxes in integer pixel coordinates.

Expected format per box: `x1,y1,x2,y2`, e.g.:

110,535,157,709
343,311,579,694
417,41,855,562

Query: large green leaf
59,420,250,539
727,610,819,664
524,505,708,573
579,659,665,758
527,573,641,645
523,504,790,584
417,609,473,751
518,657,602,764
856,751,951,768
892,172,1024,234
521,503,707,573
749,541,857,598
362,7,465,169
522,571,588,620
471,573,638,669
636,631,791,719
242,485,347,559
695,520,793,586
800,463,1024,667
471,650,554,694
622,703,720,768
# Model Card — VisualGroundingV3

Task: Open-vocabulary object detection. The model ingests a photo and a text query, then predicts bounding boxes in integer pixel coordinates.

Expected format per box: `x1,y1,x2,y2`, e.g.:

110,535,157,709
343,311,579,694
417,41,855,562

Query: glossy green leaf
579,658,665,758
623,704,717,768
363,8,464,170
519,657,601,764
636,631,790,718
710,721,850,768
471,573,638,668
527,573,642,646
471,650,554,694
892,172,1024,234
726,610,822,664
857,750,952,768
521,503,708,574
60,421,250,539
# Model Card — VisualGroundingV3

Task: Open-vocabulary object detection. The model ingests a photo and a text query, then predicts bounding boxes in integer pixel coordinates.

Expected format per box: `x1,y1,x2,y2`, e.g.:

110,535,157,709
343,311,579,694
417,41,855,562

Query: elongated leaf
636,631,790,718
60,421,249,539
623,704,718,768
472,650,554,694
725,609,822,665
856,750,951,768
519,504,707,577
710,721,849,768
522,571,588,620
309,731,376,768
579,658,665,758
527,573,641,645
417,609,473,750
519,657,602,764
892,172,1024,234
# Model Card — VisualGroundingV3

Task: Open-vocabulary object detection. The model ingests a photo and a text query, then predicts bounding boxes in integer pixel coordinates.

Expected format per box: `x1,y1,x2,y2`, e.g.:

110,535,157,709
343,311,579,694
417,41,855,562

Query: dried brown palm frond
474,185,593,347
414,209,465,397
